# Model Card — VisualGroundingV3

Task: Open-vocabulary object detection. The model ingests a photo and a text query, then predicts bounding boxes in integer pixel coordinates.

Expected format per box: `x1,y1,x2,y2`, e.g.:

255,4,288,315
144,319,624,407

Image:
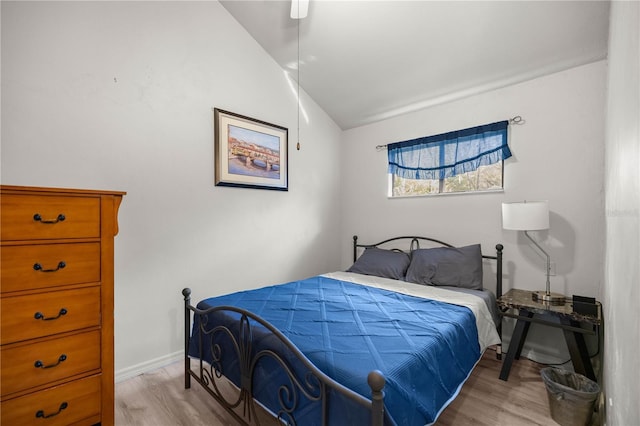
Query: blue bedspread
189,275,480,425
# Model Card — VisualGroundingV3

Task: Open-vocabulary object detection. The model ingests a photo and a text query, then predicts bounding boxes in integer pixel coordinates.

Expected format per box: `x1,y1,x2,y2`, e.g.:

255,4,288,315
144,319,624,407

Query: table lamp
502,200,565,305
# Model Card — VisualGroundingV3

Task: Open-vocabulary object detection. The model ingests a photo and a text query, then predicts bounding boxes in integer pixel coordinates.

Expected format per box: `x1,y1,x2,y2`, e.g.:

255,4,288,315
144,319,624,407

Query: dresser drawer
1,330,101,397
0,286,101,344
1,195,100,241
1,374,101,426
1,243,101,293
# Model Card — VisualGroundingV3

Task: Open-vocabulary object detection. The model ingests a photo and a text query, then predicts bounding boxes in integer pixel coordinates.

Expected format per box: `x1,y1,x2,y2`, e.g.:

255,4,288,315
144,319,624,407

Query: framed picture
214,108,288,191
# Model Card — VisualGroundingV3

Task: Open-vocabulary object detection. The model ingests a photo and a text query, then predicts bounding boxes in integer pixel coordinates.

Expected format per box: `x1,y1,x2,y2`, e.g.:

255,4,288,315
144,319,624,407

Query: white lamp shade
502,201,549,230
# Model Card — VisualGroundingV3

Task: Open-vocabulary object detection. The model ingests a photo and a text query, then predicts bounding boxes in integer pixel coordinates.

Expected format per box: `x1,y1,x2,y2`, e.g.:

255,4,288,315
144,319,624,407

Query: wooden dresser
1,185,125,425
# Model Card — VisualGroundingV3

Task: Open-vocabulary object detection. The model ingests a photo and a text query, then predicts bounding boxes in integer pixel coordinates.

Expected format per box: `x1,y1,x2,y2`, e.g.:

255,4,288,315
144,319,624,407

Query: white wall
340,61,607,363
603,1,640,424
0,1,343,378
1,0,618,389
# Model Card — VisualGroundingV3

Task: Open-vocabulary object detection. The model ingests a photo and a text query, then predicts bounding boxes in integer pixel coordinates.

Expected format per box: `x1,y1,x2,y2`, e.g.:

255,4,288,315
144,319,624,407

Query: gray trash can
540,367,600,426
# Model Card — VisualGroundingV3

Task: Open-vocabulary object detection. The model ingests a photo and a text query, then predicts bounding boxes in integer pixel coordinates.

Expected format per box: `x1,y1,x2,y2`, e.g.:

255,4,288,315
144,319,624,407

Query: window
391,162,504,196
387,121,511,197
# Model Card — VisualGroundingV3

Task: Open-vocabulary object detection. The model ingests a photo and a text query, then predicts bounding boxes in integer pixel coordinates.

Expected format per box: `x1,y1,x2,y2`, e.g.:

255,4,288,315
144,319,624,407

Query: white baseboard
115,350,184,383
501,335,571,366
114,335,575,383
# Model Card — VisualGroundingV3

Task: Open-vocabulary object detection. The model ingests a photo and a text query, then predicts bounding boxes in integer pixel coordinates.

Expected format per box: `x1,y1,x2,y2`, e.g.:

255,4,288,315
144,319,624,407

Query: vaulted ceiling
221,1,610,130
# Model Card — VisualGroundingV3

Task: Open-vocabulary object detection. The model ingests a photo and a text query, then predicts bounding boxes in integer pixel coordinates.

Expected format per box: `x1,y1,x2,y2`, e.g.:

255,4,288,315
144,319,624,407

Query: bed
183,236,504,426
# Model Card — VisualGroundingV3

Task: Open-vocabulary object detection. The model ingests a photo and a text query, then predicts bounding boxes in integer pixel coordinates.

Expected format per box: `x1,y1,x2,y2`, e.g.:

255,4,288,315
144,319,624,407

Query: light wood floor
115,349,599,425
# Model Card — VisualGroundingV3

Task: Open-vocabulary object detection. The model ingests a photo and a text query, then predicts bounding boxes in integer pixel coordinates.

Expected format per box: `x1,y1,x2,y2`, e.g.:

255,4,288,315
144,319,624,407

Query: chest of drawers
1,185,125,425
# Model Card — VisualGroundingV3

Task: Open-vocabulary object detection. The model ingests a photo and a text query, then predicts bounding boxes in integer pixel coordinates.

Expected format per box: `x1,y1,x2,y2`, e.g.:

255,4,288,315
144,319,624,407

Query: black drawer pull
34,354,67,369
35,402,68,419
34,308,68,321
33,261,66,272
33,213,66,224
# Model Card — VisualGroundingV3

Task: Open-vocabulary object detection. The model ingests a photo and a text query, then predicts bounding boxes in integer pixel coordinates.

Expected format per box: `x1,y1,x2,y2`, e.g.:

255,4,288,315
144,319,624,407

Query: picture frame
214,108,288,191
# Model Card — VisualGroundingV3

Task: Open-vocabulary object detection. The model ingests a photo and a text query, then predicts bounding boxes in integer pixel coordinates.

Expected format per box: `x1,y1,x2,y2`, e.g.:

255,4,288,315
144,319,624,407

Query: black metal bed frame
183,235,504,426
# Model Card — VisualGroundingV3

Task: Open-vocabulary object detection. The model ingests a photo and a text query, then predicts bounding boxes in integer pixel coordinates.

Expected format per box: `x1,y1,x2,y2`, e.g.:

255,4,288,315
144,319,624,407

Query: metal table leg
562,318,596,381
499,310,534,381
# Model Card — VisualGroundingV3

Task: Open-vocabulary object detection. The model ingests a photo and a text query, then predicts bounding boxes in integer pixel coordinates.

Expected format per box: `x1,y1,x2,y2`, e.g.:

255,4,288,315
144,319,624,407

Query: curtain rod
375,115,523,151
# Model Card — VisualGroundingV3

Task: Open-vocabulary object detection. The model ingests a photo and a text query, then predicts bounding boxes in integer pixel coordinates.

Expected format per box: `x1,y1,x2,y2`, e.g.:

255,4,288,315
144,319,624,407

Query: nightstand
497,288,601,381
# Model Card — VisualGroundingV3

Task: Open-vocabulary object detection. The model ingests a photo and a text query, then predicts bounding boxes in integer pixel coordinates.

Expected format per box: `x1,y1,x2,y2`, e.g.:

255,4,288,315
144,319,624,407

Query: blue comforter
189,275,480,425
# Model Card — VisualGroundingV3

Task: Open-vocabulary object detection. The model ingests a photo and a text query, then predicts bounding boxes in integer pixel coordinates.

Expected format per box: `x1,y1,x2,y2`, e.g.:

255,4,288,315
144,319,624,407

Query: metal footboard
183,288,386,426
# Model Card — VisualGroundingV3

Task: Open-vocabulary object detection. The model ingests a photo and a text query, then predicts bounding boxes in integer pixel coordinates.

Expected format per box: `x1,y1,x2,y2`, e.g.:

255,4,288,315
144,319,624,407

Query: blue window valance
388,120,512,180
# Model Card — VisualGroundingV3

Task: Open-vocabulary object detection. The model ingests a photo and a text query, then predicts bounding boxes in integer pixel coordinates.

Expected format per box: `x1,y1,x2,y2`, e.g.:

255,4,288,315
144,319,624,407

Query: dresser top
1,185,126,197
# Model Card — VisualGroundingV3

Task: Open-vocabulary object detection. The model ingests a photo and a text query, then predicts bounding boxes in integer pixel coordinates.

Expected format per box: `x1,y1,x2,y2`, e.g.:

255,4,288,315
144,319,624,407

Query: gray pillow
347,247,411,280
405,244,483,290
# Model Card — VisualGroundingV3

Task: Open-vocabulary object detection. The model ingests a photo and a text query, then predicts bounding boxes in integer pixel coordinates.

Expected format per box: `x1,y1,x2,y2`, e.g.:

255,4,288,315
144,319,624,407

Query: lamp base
532,291,566,305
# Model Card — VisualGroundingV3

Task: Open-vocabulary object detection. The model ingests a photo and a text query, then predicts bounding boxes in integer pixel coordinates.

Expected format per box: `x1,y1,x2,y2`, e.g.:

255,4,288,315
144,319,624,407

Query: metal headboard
351,235,504,299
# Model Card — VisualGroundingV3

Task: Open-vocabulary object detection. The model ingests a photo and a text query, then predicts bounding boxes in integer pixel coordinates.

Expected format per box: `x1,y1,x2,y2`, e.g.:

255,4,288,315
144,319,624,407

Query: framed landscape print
214,108,288,191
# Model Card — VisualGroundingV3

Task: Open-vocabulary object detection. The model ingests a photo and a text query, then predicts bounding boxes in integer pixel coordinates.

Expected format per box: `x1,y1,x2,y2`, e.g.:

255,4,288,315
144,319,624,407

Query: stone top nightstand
497,288,601,381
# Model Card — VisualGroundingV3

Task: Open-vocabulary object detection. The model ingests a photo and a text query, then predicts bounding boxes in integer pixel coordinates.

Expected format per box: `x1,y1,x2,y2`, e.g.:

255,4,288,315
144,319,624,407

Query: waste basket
540,367,600,426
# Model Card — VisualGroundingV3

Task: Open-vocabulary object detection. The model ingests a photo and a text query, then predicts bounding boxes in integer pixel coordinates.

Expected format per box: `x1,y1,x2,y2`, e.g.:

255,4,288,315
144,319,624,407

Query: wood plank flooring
115,349,599,425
